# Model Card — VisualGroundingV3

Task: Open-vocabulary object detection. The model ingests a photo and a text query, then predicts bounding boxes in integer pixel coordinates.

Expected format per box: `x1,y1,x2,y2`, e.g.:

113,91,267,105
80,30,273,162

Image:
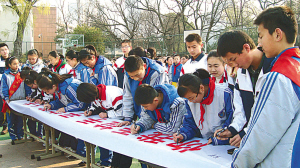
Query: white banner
9,100,234,168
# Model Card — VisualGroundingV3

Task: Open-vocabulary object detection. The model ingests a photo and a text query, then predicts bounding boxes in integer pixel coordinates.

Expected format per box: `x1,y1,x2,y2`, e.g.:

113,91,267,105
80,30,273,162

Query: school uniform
181,52,207,75
70,62,91,83
0,56,7,129
212,66,235,91
229,55,274,137
136,84,187,134
123,57,169,122
22,59,46,138
49,78,85,112
1,69,31,140
179,81,234,141
113,55,126,88
22,59,46,73
88,84,123,119
168,63,183,83
90,55,118,86
232,47,300,168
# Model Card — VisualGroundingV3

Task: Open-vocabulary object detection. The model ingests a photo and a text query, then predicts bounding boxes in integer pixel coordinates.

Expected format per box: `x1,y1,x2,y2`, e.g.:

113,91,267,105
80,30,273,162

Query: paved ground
0,139,82,168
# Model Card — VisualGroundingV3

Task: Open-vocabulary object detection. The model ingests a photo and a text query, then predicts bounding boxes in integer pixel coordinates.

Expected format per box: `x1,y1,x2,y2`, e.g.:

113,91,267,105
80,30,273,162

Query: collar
191,52,205,61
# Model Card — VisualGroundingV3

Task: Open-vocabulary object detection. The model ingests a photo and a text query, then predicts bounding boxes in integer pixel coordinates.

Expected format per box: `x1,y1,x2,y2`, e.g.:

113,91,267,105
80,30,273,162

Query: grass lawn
0,126,141,168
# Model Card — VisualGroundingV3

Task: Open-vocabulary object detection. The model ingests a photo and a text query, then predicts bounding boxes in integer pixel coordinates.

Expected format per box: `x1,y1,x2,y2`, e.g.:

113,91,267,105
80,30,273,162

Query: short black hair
134,84,158,105
24,70,38,85
217,30,256,57
121,39,131,46
185,33,202,44
207,50,224,64
78,48,94,61
147,47,156,59
27,49,40,57
5,57,18,69
254,6,297,44
133,47,147,57
182,55,189,59
177,69,210,97
0,43,8,49
124,56,144,72
84,45,97,57
37,68,72,90
48,51,64,59
76,83,98,103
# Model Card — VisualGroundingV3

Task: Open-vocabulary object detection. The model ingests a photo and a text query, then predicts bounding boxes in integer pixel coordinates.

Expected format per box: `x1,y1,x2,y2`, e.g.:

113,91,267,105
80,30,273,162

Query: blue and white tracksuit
71,62,91,83
49,78,85,112
229,57,274,137
179,84,234,141
232,47,300,168
90,56,118,86
22,59,46,138
0,56,7,127
136,84,187,134
123,57,169,122
1,69,31,140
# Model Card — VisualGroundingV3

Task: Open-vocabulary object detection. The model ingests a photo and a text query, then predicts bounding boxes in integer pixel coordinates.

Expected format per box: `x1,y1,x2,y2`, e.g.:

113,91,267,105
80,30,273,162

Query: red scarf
91,56,99,73
199,78,215,129
155,108,164,123
271,47,300,87
97,84,107,100
139,67,151,86
54,85,61,100
2,72,23,113
173,63,181,75
54,59,62,72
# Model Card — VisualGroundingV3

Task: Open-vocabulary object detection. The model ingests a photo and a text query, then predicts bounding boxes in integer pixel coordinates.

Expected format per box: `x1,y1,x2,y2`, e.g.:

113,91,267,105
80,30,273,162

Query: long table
9,100,234,168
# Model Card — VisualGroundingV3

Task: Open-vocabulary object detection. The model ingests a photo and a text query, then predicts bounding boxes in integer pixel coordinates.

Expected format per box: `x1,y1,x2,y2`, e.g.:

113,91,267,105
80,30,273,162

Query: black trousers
111,152,132,168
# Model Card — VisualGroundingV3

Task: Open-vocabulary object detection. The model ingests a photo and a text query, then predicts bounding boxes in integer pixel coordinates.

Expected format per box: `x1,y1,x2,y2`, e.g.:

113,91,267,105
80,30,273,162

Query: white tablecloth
9,100,233,168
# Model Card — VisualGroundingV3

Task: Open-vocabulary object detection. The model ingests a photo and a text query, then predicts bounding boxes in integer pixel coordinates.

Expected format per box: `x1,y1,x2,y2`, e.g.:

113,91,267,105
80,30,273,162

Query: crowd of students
0,5,299,168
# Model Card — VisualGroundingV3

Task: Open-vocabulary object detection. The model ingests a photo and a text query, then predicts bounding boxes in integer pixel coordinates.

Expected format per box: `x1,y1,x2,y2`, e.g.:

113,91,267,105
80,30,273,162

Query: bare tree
257,0,285,10
56,0,73,34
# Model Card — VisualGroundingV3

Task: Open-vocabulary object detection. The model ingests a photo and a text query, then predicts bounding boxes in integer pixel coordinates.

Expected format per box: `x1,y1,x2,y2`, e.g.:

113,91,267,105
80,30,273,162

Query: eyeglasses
121,46,130,49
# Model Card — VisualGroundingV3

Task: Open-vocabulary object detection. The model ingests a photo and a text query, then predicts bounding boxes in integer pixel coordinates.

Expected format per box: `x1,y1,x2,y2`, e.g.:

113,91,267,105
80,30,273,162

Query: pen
44,100,49,111
216,127,227,137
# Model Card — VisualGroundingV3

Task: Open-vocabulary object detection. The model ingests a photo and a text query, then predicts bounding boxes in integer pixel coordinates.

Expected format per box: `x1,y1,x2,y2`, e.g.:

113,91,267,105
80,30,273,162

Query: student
37,68,86,113
22,70,43,138
114,39,132,88
207,50,234,90
216,30,275,147
165,56,173,72
231,6,300,168
181,33,207,75
173,69,233,145
77,83,123,119
131,84,187,135
0,43,10,135
65,50,91,83
180,55,189,65
78,46,118,86
118,55,169,126
168,55,183,87
48,51,72,75
1,57,30,142
22,49,46,73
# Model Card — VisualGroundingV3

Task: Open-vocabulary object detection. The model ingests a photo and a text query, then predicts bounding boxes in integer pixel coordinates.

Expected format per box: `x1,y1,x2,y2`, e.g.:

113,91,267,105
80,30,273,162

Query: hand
99,112,108,118
84,110,92,117
214,129,232,140
116,121,131,127
5,100,9,104
35,99,42,104
44,103,51,111
230,134,242,147
169,81,172,84
130,124,140,134
26,96,31,101
173,133,183,143
29,98,35,102
56,107,66,113
207,138,212,145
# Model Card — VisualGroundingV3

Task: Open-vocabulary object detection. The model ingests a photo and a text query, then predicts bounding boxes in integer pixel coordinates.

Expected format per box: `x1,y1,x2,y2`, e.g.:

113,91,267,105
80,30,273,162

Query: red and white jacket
89,84,123,119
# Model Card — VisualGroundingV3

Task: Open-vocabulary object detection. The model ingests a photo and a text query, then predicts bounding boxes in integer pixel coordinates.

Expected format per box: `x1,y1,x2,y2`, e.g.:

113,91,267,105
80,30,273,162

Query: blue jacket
169,63,183,82
136,84,187,134
73,62,91,83
123,57,169,121
49,78,86,112
91,55,118,86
